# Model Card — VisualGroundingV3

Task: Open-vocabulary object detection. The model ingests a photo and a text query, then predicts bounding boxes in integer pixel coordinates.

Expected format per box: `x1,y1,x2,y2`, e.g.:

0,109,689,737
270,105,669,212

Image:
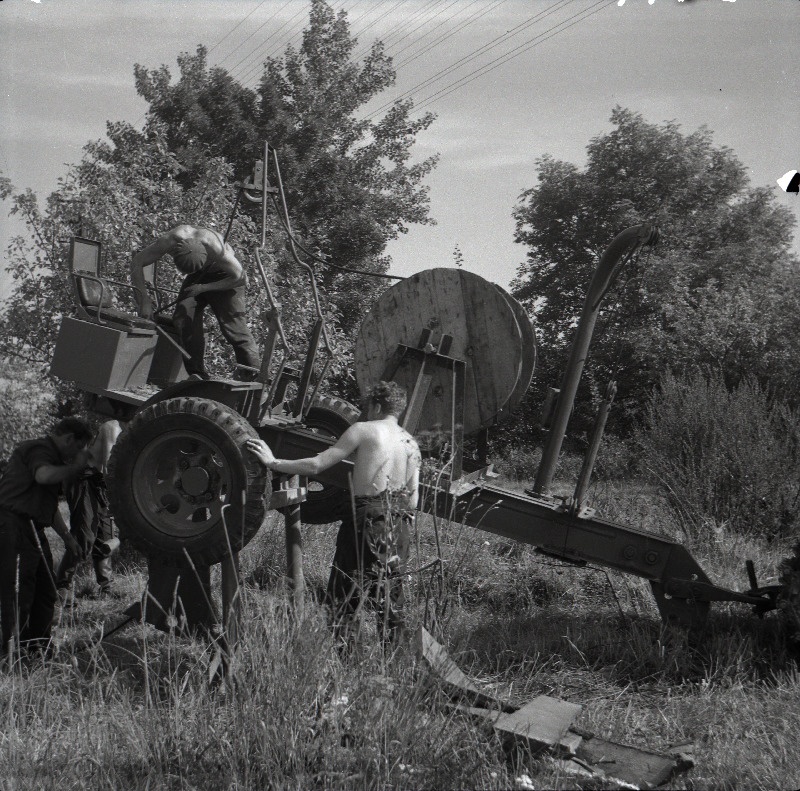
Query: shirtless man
247,381,421,644
131,225,260,380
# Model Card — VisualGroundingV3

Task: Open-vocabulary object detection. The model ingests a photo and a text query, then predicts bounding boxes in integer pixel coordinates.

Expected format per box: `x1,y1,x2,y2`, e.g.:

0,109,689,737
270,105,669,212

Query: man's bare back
338,418,420,501
246,389,421,508
130,224,245,318
246,381,419,645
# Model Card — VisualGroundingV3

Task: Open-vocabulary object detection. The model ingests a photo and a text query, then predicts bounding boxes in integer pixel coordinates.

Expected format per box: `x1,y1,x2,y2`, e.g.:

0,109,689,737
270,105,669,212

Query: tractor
49,143,790,642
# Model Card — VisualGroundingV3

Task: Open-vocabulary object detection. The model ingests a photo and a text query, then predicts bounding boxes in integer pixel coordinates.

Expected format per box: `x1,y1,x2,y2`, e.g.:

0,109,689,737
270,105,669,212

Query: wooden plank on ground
414,626,511,711
576,736,691,790
493,695,583,755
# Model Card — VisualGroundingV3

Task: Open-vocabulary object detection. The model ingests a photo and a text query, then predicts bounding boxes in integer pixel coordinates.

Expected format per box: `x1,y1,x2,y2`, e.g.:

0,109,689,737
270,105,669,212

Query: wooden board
576,736,685,789
494,695,583,755
415,626,511,710
355,269,529,435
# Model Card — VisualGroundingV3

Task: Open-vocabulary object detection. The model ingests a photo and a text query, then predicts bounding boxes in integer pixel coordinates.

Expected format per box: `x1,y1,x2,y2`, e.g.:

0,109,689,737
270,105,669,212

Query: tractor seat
83,303,157,331
76,276,156,331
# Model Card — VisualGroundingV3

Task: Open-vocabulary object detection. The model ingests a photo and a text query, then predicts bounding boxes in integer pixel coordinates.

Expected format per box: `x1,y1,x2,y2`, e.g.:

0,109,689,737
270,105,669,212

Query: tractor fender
142,378,261,420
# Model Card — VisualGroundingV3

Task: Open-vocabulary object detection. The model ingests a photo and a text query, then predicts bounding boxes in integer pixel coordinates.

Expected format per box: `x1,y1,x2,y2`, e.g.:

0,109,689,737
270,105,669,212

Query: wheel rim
132,429,234,538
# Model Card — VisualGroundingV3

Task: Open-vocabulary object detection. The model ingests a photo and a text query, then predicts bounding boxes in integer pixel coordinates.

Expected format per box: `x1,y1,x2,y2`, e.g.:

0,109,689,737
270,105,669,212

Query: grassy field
1,475,798,790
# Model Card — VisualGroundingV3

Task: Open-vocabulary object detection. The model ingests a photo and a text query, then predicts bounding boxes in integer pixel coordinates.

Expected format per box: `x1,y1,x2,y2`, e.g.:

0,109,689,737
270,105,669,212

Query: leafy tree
1,0,437,404
0,357,57,463
0,124,243,370
0,122,348,389
134,0,438,341
510,107,799,439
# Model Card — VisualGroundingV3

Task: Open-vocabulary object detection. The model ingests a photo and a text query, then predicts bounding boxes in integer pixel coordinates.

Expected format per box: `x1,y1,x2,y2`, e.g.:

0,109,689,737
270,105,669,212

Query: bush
593,433,641,480
0,357,58,462
637,371,800,538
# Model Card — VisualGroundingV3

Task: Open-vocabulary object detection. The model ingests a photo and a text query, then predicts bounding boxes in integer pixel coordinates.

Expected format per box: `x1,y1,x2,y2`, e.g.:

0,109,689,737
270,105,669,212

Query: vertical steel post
220,551,241,648
531,224,658,496
571,380,617,513
284,477,306,618
261,141,269,248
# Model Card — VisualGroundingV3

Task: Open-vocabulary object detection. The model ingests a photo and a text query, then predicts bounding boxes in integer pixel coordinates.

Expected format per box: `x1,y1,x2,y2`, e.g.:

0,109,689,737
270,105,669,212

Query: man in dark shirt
56,419,122,600
0,417,92,659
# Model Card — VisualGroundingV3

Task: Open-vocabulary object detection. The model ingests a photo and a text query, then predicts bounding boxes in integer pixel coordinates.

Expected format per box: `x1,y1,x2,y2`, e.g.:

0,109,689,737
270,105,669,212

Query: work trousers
0,512,57,656
325,493,413,645
56,470,113,592
172,276,260,379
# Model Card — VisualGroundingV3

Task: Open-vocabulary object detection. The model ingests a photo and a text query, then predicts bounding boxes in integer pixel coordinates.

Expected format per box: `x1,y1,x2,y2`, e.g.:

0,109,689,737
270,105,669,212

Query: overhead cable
412,0,615,113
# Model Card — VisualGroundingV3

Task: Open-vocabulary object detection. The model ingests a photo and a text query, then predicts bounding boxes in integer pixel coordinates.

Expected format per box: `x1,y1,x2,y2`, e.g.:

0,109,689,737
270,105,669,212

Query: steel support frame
255,419,773,626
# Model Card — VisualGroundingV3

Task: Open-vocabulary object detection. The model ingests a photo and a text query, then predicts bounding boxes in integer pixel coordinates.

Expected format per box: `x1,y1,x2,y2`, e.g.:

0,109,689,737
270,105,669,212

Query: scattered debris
414,626,513,711
575,735,692,789
494,695,583,755
416,626,695,789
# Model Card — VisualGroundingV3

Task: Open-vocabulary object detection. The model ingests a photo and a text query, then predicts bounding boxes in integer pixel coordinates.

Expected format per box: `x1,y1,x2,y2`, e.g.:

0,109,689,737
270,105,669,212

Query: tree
1,0,437,402
510,107,799,438
0,123,243,370
134,0,438,341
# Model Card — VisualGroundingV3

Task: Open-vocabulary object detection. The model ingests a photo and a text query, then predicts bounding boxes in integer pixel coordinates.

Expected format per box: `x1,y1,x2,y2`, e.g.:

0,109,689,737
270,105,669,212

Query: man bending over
0,418,92,659
246,381,421,645
56,419,122,603
131,225,260,380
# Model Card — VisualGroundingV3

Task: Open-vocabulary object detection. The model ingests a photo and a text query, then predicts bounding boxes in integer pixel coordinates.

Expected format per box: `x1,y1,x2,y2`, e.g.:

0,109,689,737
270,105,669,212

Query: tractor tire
301,395,361,524
107,397,270,566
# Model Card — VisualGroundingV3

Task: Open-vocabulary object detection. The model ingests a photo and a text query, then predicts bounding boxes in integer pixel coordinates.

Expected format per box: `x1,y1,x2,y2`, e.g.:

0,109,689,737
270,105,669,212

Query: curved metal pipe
531,223,658,496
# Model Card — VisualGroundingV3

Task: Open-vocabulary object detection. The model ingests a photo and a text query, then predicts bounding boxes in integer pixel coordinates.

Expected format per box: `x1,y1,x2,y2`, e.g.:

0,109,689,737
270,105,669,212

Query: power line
412,0,616,113
227,1,311,81
393,0,509,71
236,0,363,88
206,0,273,58
350,0,444,61
389,0,486,65
347,0,410,50
362,0,576,121
130,0,305,128
217,0,298,69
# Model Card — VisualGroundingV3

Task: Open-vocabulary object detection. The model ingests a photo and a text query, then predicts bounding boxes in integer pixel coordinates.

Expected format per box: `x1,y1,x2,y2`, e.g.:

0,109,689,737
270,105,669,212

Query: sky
1,0,798,302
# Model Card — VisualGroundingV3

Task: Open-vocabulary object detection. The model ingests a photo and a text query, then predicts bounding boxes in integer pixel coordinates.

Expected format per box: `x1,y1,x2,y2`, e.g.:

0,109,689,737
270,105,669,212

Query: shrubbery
0,357,57,463
637,371,800,538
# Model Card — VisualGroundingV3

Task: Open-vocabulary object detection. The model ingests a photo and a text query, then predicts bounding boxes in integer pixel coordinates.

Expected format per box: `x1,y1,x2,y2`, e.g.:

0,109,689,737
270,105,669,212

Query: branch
19,199,57,269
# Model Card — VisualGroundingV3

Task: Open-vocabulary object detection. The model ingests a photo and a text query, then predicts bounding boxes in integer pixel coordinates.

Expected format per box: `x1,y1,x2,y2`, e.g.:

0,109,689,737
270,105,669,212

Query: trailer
50,144,785,640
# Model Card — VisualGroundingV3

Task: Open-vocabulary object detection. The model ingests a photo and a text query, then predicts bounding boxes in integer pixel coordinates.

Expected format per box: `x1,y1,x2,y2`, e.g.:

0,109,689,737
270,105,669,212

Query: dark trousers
172,276,260,379
0,512,57,655
325,494,413,644
56,470,113,591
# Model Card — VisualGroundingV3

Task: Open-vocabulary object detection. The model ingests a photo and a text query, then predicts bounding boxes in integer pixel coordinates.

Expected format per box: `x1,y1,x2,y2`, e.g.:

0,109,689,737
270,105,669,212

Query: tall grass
1,485,799,789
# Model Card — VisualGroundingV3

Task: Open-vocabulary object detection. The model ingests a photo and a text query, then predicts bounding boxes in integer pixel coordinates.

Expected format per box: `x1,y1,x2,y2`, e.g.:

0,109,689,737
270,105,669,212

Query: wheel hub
181,466,211,496
132,429,232,538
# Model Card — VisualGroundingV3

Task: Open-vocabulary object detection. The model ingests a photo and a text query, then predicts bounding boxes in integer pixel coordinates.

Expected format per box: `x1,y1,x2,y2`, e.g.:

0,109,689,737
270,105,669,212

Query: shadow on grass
449,606,795,690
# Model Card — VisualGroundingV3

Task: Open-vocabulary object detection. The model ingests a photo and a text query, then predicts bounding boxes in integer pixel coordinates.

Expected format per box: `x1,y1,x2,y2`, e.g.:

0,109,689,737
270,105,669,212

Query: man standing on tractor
0,417,92,661
56,419,122,604
246,381,421,647
131,225,260,381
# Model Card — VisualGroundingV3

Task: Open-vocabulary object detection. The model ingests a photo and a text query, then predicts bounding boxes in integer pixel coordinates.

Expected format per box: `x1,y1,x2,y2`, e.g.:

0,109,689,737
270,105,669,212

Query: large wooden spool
354,269,535,436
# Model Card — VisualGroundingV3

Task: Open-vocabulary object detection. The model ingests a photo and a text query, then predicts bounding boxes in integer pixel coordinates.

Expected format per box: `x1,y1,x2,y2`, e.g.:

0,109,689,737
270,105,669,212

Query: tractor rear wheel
301,395,361,524
107,397,270,566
